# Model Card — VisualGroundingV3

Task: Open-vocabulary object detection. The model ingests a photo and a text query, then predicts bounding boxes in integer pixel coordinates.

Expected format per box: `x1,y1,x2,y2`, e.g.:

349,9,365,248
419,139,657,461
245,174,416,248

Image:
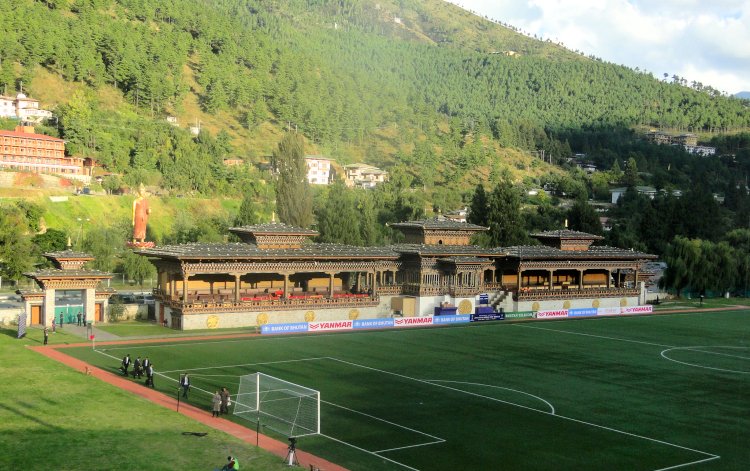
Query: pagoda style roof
27,269,112,278
531,230,604,241
229,223,318,236
43,249,95,270
229,222,319,249
391,244,502,257
390,219,488,231
140,242,399,261
501,245,657,261
438,256,492,264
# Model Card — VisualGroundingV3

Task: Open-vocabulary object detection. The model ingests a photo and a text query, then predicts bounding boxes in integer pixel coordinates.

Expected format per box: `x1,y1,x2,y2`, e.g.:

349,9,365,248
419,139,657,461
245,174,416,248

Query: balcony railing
156,292,380,314
513,287,639,301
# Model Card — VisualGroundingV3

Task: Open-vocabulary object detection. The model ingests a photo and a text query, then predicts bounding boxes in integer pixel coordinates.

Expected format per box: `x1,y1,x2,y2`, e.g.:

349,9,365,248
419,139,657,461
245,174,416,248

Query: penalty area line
320,433,422,471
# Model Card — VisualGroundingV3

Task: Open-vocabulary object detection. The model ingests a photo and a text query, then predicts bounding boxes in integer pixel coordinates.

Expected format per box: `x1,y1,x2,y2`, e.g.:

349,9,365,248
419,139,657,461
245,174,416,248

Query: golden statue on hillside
129,184,153,247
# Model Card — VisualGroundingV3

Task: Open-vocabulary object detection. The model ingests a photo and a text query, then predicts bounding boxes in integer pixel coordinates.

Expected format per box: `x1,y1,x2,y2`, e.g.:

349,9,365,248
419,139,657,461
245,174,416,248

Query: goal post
234,372,320,438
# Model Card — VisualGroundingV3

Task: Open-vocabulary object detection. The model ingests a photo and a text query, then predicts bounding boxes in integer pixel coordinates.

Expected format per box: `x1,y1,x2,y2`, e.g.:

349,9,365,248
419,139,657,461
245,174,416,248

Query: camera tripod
285,437,299,466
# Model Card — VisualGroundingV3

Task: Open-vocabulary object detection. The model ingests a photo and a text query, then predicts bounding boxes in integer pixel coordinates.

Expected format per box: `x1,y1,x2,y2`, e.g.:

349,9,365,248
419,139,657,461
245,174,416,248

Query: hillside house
305,155,334,185
0,93,53,123
343,163,388,188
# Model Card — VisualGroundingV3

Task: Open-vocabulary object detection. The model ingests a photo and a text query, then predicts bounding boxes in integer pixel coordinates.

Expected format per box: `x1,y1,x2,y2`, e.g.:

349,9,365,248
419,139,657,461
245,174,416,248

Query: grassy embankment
0,327,289,470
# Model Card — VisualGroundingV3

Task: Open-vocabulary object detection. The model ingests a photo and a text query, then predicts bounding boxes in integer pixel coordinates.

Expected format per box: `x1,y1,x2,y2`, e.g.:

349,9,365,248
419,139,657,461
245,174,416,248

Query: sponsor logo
568,308,598,317
597,307,620,316
394,317,434,327
353,319,395,329
470,313,505,322
308,320,353,332
261,323,309,334
434,315,472,324
504,311,535,319
621,305,653,314
536,310,568,318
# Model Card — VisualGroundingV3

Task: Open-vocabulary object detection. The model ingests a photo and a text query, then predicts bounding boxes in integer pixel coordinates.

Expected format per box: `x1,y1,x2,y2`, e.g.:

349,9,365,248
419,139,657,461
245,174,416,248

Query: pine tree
468,184,489,227
273,133,312,228
486,179,527,247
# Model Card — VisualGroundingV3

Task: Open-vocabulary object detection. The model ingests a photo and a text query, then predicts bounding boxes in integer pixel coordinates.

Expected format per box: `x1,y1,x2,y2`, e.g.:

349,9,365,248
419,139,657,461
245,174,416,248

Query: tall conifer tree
273,133,312,228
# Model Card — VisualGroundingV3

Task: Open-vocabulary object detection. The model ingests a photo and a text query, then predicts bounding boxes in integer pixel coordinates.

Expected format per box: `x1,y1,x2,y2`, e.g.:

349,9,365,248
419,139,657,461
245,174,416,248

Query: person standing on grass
133,356,142,379
122,354,131,376
59,312,64,327
212,391,221,417
51,317,56,333
220,387,229,415
77,311,82,326
142,356,150,373
180,373,190,398
43,327,48,345
146,363,154,388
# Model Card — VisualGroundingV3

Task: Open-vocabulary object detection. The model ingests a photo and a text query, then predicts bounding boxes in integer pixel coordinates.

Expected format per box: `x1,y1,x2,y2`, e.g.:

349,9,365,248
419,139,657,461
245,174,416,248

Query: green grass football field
64,310,750,470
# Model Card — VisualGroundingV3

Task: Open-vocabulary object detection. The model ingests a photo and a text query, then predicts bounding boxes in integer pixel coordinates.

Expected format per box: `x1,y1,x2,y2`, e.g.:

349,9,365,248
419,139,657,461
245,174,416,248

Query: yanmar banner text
308,320,353,332
394,317,434,327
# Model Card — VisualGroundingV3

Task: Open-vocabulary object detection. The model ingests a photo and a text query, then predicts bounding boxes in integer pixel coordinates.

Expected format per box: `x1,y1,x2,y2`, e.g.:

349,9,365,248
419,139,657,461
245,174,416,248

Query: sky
446,0,750,95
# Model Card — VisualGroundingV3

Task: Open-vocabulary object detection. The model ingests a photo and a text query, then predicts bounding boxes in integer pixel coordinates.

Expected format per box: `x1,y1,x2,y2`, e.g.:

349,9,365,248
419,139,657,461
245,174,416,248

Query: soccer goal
234,372,320,438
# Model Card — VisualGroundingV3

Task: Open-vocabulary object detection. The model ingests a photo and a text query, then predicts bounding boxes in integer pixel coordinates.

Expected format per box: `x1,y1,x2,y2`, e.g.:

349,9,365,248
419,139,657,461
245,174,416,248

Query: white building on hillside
343,163,388,189
0,93,53,123
305,155,334,185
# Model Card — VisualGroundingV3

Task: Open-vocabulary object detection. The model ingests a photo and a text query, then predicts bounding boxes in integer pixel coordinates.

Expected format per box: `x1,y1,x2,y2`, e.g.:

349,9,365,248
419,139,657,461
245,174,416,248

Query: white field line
320,433,421,471
661,346,750,375
651,455,721,471
513,323,677,348
327,357,720,462
323,399,445,453
423,380,555,414
159,356,329,374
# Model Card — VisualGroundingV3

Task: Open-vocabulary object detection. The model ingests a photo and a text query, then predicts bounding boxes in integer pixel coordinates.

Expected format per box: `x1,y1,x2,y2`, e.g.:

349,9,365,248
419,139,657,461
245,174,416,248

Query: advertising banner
621,305,653,315
353,318,395,329
597,307,621,316
394,316,434,328
536,309,568,319
434,314,472,325
568,308,598,317
308,320,354,332
261,322,309,335
471,312,505,322
504,311,535,319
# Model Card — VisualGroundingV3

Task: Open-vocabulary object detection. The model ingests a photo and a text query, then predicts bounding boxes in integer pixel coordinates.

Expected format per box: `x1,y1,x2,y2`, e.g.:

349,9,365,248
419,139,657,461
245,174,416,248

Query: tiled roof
26,269,112,278
438,256,492,264
502,245,656,260
390,218,488,231
228,222,318,236
0,129,64,141
391,244,502,257
43,249,94,260
531,230,604,240
140,242,398,260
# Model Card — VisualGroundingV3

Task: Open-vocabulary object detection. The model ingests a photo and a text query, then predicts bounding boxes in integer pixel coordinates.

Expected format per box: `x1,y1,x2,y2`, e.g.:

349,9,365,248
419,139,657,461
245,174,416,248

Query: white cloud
446,0,750,93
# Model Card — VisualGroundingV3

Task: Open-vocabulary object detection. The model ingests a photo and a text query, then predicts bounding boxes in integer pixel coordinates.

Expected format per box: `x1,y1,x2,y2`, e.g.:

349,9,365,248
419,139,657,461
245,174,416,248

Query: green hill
2,0,748,198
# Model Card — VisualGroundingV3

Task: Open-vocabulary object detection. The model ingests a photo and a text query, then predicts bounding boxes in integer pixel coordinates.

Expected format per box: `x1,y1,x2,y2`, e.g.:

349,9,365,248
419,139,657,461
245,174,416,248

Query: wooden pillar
548,270,553,290
182,274,189,301
516,268,522,291
170,277,176,299
283,273,289,299
209,281,214,295
328,273,335,298
372,270,378,295
234,274,241,303
606,269,611,288
579,269,584,290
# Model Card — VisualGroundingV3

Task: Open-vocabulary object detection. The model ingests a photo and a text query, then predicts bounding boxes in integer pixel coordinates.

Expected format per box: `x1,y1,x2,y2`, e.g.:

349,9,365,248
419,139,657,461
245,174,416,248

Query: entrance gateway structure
18,248,113,327
138,220,656,330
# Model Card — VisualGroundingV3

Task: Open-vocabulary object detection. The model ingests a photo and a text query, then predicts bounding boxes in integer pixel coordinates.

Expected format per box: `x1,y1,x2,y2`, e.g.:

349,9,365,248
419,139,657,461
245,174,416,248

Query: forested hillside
2,0,749,198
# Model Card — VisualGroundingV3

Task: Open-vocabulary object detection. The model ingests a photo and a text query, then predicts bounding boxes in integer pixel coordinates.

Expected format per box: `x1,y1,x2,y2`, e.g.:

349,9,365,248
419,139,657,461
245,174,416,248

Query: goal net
234,372,320,438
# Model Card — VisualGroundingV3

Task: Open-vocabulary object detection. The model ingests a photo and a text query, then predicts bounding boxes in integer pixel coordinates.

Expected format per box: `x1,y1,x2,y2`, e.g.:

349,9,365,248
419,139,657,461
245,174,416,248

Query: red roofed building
0,125,90,182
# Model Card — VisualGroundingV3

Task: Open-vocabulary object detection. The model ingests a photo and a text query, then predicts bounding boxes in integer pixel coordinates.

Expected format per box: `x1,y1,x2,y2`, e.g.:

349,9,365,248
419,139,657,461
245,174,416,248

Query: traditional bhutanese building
18,249,114,327
138,220,656,330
